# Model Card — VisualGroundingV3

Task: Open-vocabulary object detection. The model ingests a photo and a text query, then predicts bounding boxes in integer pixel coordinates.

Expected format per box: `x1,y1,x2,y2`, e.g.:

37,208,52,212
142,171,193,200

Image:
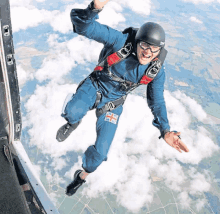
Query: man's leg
66,106,123,196
81,105,123,174
56,78,97,142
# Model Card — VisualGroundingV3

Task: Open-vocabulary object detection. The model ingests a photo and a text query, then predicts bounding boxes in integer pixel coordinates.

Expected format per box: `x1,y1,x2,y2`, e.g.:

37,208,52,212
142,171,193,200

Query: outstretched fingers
173,139,182,153
164,131,189,153
174,138,189,153
179,140,189,152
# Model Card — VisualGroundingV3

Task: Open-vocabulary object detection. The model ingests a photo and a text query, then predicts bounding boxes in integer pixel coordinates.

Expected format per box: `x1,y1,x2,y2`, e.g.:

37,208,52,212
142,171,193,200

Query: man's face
137,41,160,65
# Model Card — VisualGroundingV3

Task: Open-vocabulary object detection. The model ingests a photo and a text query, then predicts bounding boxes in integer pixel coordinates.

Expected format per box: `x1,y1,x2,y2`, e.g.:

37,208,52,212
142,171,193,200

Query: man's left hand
164,131,189,153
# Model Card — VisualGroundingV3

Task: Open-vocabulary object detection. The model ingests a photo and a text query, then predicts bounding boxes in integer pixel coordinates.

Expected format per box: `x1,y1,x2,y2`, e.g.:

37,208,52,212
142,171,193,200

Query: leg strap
96,95,126,117
92,91,102,109
89,72,127,116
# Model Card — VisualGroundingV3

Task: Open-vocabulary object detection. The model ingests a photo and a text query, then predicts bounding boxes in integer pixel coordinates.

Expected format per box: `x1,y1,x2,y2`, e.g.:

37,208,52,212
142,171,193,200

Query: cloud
17,65,34,87
182,0,220,4
11,6,54,32
49,2,126,33
98,2,126,27
24,81,97,157
10,0,33,7
196,199,207,211
47,3,87,34
24,83,219,212
11,2,126,33
16,46,47,87
189,169,211,195
173,90,207,123
51,157,67,171
115,0,151,16
10,3,87,33
190,16,203,24
35,34,103,82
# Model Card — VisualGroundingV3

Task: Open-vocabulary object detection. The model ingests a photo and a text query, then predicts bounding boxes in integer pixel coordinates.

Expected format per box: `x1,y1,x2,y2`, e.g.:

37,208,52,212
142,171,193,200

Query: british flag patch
105,112,118,124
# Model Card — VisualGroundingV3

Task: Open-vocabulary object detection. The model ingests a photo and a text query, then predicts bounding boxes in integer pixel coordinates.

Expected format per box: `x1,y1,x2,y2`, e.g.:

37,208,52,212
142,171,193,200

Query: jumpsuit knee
61,78,97,124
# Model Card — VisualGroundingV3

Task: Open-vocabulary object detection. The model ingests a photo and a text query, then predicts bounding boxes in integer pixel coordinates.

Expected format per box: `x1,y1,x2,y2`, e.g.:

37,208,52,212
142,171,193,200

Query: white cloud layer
182,0,220,4
11,2,126,33
24,82,219,212
115,0,151,16
16,0,219,212
11,6,54,32
10,0,33,7
35,34,103,82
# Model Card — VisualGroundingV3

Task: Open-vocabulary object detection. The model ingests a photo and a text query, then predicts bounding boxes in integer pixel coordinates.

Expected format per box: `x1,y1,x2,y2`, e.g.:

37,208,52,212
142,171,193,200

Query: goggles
139,41,161,53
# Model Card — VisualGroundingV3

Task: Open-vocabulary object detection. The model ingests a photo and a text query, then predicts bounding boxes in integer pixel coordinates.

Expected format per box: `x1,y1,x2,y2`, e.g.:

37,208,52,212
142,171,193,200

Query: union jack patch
105,112,118,124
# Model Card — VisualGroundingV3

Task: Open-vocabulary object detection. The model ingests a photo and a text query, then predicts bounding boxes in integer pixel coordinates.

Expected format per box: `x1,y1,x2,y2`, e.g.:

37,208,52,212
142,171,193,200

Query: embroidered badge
105,112,118,124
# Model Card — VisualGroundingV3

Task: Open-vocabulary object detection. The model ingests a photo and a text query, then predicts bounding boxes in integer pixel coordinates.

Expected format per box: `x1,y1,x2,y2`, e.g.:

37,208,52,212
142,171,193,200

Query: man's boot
66,170,86,196
56,121,81,142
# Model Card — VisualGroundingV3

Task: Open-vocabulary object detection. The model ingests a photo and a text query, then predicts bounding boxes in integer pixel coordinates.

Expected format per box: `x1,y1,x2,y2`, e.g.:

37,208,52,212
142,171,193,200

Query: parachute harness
89,40,167,116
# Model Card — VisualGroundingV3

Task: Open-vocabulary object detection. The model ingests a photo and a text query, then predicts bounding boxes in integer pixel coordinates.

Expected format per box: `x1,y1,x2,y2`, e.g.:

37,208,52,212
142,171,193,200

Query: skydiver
56,0,190,196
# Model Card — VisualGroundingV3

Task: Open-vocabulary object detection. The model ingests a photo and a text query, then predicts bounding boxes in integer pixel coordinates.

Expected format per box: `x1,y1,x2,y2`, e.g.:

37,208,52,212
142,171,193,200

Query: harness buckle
146,60,162,78
107,102,115,111
117,43,132,58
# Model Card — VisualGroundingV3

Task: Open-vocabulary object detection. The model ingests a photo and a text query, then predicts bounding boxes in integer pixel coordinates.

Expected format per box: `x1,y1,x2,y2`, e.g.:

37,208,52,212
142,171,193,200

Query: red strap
140,75,153,85
107,52,121,67
94,66,104,71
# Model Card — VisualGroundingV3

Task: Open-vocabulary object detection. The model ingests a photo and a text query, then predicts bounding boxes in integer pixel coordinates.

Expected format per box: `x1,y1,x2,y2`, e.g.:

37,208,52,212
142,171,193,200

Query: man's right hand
164,131,189,153
94,0,110,10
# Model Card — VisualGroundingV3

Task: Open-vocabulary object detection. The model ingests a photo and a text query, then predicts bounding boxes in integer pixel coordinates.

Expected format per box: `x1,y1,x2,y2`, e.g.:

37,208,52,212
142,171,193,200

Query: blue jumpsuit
62,4,170,173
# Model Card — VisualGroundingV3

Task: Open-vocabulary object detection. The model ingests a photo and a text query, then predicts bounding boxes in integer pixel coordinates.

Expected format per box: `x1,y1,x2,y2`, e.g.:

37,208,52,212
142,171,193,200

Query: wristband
159,130,181,139
159,129,170,139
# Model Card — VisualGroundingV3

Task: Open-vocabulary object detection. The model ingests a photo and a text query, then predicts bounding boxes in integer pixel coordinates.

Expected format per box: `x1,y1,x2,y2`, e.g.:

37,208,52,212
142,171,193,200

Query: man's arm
147,67,189,153
147,67,170,137
70,0,125,46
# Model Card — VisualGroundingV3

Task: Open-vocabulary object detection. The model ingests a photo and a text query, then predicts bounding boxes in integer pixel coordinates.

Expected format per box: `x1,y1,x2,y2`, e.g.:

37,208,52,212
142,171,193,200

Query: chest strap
94,42,133,71
93,43,140,91
93,44,167,92
90,42,167,115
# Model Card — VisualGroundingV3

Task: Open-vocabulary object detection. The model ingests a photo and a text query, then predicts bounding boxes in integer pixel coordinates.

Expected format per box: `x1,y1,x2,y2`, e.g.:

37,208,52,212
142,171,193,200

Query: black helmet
135,22,165,47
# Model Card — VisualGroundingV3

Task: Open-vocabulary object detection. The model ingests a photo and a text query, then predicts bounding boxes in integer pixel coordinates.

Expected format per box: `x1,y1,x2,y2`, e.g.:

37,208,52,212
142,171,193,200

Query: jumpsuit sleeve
70,2,123,46
147,66,170,138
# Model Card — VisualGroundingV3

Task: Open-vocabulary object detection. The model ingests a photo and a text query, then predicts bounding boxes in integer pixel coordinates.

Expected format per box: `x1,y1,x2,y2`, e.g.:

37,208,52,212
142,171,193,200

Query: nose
143,48,152,54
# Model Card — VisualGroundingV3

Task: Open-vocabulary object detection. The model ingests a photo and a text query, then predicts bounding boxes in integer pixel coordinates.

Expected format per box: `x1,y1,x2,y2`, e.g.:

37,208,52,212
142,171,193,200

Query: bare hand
94,0,110,9
164,132,189,153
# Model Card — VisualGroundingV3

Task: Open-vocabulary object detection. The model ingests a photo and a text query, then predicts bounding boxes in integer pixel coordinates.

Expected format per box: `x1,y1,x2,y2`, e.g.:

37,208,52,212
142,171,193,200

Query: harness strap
90,35,167,114
89,75,102,109
96,95,127,117
93,44,167,92
94,43,135,91
90,74,127,114
93,91,102,109
94,42,133,72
